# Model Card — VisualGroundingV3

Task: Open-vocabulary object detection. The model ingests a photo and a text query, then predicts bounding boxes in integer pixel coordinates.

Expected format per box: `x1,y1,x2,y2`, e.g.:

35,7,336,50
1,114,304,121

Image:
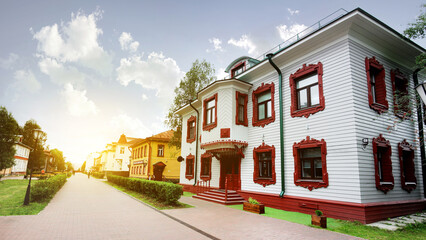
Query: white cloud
287,8,300,15
216,67,229,80
0,53,19,69
141,94,148,101
276,24,307,41
62,83,98,116
119,32,139,52
38,57,86,87
207,38,223,52
13,69,41,93
228,35,257,55
33,9,113,76
116,52,184,100
109,114,152,138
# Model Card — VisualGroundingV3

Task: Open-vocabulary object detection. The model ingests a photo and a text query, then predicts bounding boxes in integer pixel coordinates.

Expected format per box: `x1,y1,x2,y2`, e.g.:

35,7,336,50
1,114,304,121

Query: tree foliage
165,59,216,148
22,120,46,172
81,161,86,172
0,106,20,170
65,161,74,172
50,148,66,171
404,4,426,67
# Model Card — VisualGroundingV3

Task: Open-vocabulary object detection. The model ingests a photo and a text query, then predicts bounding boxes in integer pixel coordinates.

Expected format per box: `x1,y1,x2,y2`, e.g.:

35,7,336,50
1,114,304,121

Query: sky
0,0,425,168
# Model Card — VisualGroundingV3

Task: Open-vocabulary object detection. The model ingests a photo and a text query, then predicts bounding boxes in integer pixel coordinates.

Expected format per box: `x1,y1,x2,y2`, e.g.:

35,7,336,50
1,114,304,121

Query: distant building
102,134,141,173
129,130,180,182
1,137,32,175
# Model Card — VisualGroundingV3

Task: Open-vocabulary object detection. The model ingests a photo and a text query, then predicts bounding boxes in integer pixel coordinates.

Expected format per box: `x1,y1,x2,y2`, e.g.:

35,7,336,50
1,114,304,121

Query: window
391,69,410,118
186,116,196,143
235,91,248,126
203,93,218,131
120,147,125,154
365,57,388,113
231,61,245,77
200,153,212,181
144,146,147,157
252,83,275,127
372,134,394,193
157,145,164,157
293,136,328,191
398,139,417,193
253,142,276,186
290,62,325,118
185,154,195,180
138,166,141,175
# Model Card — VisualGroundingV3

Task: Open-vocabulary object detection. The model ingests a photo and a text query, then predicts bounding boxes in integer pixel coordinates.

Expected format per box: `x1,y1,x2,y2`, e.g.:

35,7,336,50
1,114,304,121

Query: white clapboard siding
348,38,423,203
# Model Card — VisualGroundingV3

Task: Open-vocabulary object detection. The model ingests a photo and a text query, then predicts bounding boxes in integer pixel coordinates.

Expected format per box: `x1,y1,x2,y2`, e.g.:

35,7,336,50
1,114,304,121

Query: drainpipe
266,53,285,197
189,101,199,186
413,68,426,198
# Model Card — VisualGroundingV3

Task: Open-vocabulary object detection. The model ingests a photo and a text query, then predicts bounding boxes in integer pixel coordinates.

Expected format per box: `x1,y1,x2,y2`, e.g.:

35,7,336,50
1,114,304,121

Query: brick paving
0,173,361,240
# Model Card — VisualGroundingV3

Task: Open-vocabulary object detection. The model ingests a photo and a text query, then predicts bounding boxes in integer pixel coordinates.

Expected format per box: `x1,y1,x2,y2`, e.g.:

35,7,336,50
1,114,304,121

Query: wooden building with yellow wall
129,130,180,182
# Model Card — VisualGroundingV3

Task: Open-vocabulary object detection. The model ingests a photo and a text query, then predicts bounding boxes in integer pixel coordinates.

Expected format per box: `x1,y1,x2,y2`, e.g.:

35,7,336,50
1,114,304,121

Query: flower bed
107,175,182,204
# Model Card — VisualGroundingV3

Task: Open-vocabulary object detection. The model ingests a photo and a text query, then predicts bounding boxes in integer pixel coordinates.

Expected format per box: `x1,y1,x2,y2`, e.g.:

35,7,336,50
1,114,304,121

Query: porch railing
195,179,210,194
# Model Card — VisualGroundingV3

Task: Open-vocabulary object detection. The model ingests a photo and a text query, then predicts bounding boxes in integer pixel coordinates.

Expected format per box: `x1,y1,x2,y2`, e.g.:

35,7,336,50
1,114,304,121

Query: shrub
315,210,323,216
66,172,72,178
107,175,182,204
248,197,260,205
92,172,105,179
31,174,67,202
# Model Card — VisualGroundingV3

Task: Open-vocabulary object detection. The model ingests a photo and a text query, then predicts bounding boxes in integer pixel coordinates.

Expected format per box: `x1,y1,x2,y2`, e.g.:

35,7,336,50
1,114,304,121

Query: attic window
231,62,246,77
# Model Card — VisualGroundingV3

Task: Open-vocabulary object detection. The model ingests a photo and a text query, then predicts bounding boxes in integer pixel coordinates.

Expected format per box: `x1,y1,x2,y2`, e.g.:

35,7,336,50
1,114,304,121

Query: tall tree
0,106,20,171
65,161,74,172
81,161,86,172
165,59,216,148
22,120,46,172
50,148,66,171
404,4,426,67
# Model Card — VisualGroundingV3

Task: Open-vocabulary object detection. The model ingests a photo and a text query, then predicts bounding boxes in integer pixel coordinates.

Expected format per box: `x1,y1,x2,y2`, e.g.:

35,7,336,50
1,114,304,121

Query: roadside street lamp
23,129,44,205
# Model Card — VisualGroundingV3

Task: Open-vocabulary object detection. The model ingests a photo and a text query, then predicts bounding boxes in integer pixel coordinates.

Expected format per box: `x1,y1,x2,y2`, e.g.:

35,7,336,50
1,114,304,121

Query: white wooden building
1,140,32,175
175,8,425,223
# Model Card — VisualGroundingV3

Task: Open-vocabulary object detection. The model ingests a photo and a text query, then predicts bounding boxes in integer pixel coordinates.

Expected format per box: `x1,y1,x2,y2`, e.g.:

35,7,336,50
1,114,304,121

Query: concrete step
193,195,245,205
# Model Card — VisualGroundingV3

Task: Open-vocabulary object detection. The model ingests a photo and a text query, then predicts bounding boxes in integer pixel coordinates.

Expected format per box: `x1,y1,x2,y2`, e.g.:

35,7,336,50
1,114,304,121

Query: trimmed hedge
30,174,67,202
92,172,105,179
107,175,182,204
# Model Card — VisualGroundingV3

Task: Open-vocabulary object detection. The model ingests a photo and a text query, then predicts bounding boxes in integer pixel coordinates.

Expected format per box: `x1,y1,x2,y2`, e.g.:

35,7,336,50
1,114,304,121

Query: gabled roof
117,134,127,144
130,130,175,148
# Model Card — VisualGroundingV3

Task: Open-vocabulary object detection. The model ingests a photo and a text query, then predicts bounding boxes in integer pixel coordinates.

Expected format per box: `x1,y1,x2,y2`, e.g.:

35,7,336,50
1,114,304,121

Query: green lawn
0,180,49,216
105,182,193,210
183,191,196,197
228,204,426,240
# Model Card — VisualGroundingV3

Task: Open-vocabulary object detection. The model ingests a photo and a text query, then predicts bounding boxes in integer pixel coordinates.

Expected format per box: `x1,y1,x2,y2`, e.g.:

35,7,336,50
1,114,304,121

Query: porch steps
193,189,246,205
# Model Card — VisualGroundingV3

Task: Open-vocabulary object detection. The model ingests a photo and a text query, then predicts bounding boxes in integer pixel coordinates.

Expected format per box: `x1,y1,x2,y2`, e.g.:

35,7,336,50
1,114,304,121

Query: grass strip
227,204,426,240
0,180,49,216
105,181,193,210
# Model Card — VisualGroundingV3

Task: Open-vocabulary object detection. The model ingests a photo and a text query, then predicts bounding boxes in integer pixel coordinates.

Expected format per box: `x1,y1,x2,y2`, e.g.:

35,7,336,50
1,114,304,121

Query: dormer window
231,62,245,77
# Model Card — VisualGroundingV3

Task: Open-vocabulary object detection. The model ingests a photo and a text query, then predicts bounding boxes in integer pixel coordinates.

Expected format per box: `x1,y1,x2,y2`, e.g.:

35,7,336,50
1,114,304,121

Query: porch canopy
200,140,248,159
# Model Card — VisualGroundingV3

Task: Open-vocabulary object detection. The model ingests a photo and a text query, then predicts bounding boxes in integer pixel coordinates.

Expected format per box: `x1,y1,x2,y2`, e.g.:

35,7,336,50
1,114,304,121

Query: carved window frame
231,61,246,78
365,57,388,113
372,134,394,193
185,154,195,180
203,93,218,131
293,136,328,191
398,139,417,193
252,82,275,127
186,115,197,143
290,62,325,118
391,69,409,118
253,142,276,187
200,152,212,181
235,91,248,126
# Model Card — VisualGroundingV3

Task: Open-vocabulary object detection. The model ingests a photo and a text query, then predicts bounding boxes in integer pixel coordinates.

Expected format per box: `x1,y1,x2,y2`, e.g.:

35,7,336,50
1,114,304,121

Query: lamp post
414,68,426,198
23,129,44,205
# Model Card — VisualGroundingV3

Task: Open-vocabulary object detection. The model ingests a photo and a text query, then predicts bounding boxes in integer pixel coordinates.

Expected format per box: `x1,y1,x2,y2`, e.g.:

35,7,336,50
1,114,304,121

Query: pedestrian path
367,212,426,231
0,173,362,239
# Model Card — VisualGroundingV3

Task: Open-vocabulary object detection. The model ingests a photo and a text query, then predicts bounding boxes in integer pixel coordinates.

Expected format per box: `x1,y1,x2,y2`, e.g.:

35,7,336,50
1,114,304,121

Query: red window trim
185,154,195,180
391,69,409,118
235,91,248,126
203,93,218,131
398,139,417,193
372,134,394,193
231,61,246,78
365,57,388,113
253,142,276,187
200,152,212,181
293,136,328,191
186,115,197,143
252,82,275,127
289,62,325,118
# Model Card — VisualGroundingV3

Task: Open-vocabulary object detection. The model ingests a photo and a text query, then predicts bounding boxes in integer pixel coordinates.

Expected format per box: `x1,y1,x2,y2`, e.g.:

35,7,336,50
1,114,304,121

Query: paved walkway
0,174,360,240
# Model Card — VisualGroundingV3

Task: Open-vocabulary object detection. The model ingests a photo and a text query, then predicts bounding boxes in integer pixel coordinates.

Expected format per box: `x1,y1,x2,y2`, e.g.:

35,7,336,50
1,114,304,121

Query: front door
219,155,241,190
